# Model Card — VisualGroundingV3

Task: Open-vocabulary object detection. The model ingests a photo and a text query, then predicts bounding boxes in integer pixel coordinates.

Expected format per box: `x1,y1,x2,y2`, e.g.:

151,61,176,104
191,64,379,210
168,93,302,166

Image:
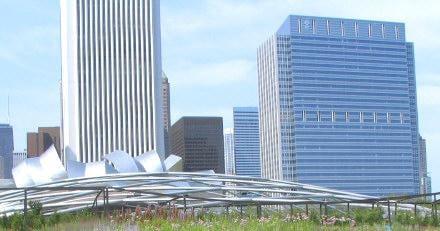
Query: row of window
296,18,401,40
295,111,406,124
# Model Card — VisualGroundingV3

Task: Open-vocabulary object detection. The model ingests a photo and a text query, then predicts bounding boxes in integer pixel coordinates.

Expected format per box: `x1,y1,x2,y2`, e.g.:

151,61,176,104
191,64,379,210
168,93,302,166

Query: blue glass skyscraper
0,124,14,179
258,15,420,196
233,107,261,177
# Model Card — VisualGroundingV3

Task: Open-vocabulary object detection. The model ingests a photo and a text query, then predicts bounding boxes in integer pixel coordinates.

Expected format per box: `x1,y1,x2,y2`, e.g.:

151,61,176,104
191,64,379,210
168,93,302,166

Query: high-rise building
419,136,430,194
258,15,420,196
223,128,235,175
426,173,432,195
0,124,13,179
0,156,3,179
170,117,224,173
27,127,61,157
60,0,164,163
233,107,261,177
162,72,171,157
12,152,27,168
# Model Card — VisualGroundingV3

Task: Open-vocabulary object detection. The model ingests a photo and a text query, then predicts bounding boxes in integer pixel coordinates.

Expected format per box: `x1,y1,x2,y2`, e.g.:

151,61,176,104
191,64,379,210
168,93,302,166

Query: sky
0,0,438,191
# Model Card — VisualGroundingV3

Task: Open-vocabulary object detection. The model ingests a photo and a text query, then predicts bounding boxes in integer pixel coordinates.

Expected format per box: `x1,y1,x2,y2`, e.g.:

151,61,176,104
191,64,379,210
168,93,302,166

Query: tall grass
1,202,439,230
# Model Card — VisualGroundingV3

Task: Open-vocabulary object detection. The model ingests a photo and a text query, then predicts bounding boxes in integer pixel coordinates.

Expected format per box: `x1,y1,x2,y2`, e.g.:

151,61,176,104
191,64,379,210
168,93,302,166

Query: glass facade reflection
258,16,420,196
233,107,261,177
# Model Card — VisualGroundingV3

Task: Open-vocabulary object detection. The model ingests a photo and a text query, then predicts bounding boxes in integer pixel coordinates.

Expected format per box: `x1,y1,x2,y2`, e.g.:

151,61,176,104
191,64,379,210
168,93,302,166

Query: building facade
258,15,420,196
12,152,27,168
60,0,164,163
162,72,171,157
419,136,430,194
0,124,13,179
170,117,224,173
27,127,61,157
223,128,235,175
233,107,261,177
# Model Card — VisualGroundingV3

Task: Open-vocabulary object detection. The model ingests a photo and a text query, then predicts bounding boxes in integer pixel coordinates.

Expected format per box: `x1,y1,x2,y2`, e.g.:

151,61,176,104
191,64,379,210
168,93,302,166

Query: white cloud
418,85,440,107
171,106,232,127
169,59,255,87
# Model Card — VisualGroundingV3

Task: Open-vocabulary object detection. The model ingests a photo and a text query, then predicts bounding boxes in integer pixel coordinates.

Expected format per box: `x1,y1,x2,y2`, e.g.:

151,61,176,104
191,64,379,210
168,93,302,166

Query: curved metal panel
103,150,139,173
66,160,86,178
12,161,34,187
134,151,164,173
164,155,182,172
25,158,53,186
84,161,118,178
39,145,68,181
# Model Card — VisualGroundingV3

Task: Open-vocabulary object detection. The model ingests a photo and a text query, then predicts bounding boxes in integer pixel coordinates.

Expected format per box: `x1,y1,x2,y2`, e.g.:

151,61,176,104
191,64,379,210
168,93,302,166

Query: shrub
308,210,321,224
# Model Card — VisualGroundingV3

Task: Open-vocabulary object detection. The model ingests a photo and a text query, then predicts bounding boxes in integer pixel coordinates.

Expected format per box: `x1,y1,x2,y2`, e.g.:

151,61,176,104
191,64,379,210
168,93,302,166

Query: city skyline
0,0,439,192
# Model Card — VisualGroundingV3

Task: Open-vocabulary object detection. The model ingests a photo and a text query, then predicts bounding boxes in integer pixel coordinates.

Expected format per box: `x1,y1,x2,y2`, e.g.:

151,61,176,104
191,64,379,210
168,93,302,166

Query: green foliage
352,208,383,225
396,210,439,227
308,210,321,224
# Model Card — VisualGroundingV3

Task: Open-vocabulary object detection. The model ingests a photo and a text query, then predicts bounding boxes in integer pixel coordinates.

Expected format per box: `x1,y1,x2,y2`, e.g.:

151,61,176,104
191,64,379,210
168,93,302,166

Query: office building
0,156,3,179
27,127,61,157
170,117,224,173
0,124,13,179
419,136,430,194
60,0,164,163
233,107,261,177
13,152,27,168
223,128,235,175
258,15,420,196
427,174,432,195
162,72,171,157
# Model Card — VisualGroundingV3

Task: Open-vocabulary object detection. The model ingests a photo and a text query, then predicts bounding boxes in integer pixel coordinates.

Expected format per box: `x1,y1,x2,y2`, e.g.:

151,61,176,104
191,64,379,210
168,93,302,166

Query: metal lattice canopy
5,145,421,216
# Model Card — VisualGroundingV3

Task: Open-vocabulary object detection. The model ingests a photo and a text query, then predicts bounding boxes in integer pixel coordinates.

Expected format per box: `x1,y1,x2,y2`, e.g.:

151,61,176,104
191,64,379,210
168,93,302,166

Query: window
368,24,372,37
355,22,359,37
326,20,330,35
341,21,345,36
377,113,387,123
381,24,385,39
395,26,400,39
335,112,345,122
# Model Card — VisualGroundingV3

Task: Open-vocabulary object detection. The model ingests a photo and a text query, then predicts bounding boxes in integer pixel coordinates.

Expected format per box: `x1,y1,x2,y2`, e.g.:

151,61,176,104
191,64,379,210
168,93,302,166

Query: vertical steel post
183,196,187,213
23,189,27,229
395,202,398,217
319,203,322,216
387,201,391,223
106,188,109,206
414,203,417,218
226,205,229,216
435,195,438,222
23,189,28,216
103,188,107,215
347,203,350,214
306,204,309,216
240,205,243,217
257,204,262,219
324,203,328,216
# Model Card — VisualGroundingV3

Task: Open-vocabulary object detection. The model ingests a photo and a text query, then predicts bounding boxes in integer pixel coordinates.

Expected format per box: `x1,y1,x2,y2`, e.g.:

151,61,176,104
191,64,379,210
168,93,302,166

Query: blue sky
0,0,438,191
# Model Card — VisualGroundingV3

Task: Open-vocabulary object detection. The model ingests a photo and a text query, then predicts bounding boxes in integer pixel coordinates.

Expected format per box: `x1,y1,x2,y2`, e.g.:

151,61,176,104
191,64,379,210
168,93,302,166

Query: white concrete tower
60,0,164,163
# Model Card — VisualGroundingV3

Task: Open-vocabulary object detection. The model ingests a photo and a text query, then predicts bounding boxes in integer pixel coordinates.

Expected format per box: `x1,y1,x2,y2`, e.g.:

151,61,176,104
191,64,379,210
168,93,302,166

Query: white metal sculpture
103,150,139,173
